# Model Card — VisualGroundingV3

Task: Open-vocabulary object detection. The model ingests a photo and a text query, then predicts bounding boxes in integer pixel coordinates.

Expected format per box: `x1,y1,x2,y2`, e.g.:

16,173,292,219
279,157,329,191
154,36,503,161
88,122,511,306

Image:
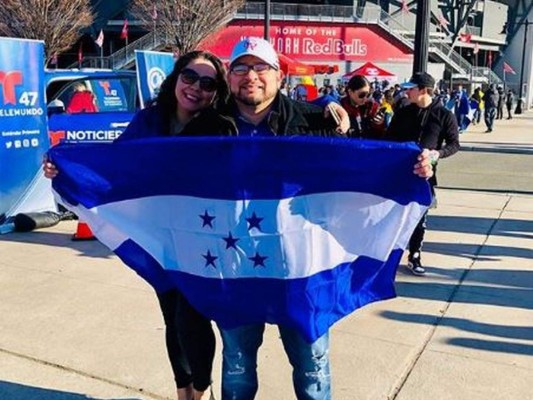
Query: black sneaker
407,253,426,276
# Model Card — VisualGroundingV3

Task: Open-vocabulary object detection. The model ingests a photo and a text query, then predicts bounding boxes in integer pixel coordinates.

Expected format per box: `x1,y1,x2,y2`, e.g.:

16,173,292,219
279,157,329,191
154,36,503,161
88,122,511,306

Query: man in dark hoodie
483,84,499,132
496,86,505,119
386,72,460,276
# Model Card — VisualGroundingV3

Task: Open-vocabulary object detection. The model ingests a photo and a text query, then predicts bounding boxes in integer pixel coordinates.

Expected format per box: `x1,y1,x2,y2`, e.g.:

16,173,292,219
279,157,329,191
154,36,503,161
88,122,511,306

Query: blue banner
135,50,175,108
0,37,49,219
48,112,134,145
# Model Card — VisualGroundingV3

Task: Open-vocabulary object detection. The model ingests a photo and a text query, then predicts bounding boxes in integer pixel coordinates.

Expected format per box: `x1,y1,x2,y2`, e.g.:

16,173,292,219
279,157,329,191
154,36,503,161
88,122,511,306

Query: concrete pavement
1,112,532,400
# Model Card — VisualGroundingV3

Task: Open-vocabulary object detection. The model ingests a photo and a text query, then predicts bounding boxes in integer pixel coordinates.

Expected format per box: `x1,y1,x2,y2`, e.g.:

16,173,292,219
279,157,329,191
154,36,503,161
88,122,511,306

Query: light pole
264,0,271,41
412,0,431,74
515,19,530,114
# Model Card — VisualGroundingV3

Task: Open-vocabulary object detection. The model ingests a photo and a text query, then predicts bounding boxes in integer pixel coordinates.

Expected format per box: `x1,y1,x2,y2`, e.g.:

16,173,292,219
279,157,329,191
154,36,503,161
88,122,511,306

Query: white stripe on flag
57,191,425,280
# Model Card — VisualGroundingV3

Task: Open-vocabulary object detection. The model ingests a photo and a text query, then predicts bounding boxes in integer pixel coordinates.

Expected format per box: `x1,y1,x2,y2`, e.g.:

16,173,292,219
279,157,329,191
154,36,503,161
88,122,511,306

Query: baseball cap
401,72,435,89
229,37,280,70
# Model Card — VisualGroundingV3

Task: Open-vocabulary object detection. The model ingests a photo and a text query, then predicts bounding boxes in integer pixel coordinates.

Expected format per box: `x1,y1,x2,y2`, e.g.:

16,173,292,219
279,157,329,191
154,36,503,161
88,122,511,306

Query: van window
51,76,137,113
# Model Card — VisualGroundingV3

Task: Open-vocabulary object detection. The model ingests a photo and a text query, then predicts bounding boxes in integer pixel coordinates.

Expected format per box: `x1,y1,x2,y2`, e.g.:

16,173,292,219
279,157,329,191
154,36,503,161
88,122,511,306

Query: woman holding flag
46,50,233,400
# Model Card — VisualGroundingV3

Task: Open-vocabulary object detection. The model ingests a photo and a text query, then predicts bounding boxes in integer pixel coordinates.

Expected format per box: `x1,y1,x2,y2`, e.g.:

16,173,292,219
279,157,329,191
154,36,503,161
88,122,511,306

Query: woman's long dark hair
346,75,370,92
156,50,229,129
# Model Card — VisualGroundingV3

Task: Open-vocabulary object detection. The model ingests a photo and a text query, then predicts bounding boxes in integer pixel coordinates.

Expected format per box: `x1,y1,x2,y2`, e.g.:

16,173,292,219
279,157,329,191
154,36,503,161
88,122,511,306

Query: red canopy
278,54,315,76
343,62,397,82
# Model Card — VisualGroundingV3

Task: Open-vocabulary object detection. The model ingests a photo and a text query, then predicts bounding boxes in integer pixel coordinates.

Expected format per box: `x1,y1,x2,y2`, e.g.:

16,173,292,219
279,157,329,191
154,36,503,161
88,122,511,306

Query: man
505,89,514,119
387,72,460,276
219,37,434,400
496,86,505,120
483,83,499,133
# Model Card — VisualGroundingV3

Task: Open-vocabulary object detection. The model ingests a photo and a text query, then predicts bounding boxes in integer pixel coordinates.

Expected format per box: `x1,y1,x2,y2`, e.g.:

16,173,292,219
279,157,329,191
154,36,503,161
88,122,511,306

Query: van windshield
50,76,137,114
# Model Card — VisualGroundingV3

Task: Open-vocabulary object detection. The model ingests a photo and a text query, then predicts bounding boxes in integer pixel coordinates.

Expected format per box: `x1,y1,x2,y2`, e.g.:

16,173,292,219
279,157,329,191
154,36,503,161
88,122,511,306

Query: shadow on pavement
428,215,533,240
424,241,533,261
0,380,141,400
459,144,533,155
0,230,114,259
379,311,533,356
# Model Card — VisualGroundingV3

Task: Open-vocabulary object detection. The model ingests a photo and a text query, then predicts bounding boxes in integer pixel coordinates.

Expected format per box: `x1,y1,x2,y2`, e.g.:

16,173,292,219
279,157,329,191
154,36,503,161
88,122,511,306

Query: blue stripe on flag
115,238,402,342
49,136,431,208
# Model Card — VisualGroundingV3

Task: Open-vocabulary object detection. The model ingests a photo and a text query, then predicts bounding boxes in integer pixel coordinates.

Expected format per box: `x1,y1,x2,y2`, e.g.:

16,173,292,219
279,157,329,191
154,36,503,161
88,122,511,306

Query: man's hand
324,102,350,135
414,149,434,179
43,157,59,179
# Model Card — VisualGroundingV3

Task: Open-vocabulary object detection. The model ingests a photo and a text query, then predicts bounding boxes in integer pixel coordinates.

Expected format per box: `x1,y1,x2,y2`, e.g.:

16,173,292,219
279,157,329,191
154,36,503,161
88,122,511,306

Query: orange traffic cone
72,221,96,241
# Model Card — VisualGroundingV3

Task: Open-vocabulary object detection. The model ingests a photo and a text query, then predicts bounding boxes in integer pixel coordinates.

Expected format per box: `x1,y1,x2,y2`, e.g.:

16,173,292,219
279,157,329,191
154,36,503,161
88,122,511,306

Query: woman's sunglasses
179,68,218,92
357,91,370,99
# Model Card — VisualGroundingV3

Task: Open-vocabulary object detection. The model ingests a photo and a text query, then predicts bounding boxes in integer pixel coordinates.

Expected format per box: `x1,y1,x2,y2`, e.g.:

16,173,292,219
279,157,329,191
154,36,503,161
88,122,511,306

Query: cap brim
400,82,417,89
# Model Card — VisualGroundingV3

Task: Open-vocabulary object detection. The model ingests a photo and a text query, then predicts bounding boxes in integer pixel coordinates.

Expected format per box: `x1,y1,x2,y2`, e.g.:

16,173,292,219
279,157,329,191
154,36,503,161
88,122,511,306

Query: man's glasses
230,63,272,76
357,91,370,99
179,68,218,92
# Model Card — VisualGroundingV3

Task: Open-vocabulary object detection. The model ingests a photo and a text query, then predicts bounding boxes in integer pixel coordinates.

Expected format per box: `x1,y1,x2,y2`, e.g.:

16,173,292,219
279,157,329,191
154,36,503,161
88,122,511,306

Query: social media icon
31,138,39,147
14,140,21,148
22,139,30,147
6,142,12,149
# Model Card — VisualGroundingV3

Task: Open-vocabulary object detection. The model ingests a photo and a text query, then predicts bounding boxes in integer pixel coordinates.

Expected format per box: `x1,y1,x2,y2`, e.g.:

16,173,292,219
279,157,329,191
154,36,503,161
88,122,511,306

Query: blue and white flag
49,137,431,342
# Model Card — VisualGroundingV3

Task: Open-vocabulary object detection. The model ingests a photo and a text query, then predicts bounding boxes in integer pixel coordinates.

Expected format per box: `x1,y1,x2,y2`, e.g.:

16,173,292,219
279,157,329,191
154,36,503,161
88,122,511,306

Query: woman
44,50,349,400
45,50,235,400
341,75,386,139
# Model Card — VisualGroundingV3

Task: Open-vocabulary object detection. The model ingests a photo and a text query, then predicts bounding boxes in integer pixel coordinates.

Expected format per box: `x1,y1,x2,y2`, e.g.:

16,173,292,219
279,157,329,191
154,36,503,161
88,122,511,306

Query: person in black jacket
219,38,435,400
387,72,460,276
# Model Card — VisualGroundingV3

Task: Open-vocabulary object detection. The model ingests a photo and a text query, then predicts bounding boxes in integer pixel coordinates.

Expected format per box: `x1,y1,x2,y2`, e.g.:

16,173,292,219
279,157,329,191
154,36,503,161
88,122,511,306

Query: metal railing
69,30,173,69
235,3,355,22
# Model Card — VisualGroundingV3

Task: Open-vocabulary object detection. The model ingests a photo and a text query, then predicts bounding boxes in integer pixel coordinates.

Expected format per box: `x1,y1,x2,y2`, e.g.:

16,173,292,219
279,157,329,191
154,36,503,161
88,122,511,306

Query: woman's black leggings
157,289,216,391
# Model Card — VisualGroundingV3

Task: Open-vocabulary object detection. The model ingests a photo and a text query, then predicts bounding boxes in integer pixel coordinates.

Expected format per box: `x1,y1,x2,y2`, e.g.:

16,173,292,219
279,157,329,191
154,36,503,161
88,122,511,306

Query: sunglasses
357,91,370,99
179,68,218,92
230,63,272,76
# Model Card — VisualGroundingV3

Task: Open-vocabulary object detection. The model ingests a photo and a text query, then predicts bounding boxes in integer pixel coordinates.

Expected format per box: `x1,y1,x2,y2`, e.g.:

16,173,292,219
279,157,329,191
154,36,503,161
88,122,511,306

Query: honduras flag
49,136,431,342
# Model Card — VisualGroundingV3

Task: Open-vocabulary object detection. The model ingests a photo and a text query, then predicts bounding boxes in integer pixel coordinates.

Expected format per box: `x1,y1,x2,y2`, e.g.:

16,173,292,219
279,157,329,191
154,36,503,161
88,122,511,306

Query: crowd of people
45,37,441,400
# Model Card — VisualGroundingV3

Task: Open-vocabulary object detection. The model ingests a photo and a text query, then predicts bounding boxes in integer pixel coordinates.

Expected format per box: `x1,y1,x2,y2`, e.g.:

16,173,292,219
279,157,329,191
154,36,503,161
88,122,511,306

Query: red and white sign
343,62,397,81
202,21,413,63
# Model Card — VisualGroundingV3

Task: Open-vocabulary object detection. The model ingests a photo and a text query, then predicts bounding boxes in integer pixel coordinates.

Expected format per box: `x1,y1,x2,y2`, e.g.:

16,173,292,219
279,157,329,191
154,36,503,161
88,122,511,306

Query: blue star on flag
202,250,218,268
246,212,263,231
199,210,215,228
249,252,268,268
223,232,239,250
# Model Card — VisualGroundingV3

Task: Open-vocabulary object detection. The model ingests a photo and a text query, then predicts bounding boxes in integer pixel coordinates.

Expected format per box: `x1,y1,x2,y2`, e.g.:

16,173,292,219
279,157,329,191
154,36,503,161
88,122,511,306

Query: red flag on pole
120,19,129,40
459,33,472,43
503,62,516,74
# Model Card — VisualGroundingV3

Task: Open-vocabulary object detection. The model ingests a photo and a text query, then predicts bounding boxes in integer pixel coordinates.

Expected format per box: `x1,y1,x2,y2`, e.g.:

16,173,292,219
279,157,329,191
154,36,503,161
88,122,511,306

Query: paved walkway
1,112,532,400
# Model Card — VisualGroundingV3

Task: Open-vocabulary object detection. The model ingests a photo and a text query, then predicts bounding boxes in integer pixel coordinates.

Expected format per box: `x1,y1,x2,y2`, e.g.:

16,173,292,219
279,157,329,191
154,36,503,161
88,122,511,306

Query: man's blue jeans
219,324,330,400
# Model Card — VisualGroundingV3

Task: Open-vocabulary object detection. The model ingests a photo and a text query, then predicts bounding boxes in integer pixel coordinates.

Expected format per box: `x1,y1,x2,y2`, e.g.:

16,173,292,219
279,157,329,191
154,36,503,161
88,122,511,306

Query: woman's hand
43,157,58,179
325,102,350,135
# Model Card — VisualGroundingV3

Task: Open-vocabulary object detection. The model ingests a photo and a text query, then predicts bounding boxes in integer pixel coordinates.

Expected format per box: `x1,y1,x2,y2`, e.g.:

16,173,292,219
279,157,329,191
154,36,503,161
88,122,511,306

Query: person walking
483,84,499,133
496,86,505,119
506,89,515,119
386,72,460,276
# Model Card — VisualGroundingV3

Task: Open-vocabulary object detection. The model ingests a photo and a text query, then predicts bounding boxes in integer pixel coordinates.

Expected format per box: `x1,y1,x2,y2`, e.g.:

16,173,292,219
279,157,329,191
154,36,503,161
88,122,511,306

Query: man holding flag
214,38,433,400
45,38,434,400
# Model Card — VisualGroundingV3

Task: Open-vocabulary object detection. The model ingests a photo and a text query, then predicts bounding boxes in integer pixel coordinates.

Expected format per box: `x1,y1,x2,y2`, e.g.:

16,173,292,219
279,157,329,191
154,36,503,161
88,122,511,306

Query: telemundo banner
0,37,53,221
135,50,175,108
